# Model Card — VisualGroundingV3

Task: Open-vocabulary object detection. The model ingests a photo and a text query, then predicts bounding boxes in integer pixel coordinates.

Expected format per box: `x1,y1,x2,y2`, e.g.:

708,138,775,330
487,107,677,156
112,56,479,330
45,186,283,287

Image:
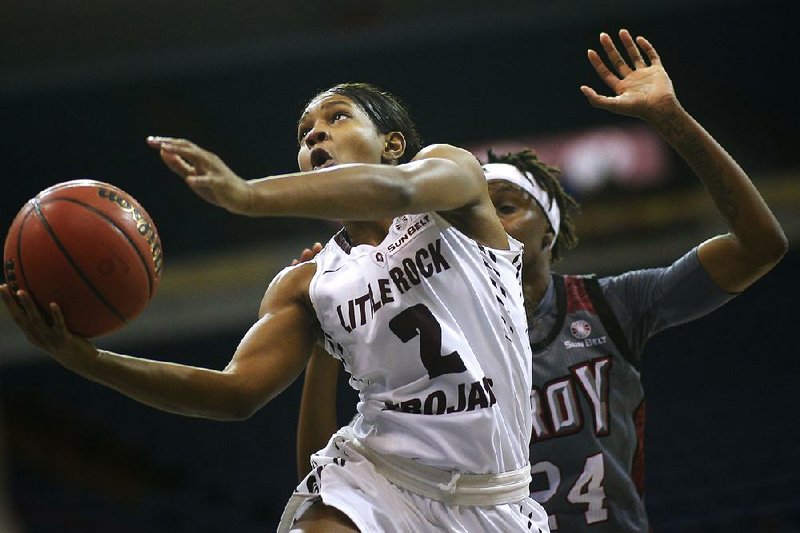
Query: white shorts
278,427,549,532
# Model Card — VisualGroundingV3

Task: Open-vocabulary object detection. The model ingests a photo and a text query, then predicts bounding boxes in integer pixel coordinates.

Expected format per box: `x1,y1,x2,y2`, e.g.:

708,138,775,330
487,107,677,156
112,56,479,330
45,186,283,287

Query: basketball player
0,83,549,531
292,31,788,531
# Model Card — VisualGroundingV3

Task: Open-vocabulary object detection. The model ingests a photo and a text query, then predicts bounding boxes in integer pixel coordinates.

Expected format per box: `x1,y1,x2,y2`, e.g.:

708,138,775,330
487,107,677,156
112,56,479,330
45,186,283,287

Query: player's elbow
728,229,789,291
212,381,269,421
752,227,789,270
767,229,789,263
228,407,257,422
218,395,262,421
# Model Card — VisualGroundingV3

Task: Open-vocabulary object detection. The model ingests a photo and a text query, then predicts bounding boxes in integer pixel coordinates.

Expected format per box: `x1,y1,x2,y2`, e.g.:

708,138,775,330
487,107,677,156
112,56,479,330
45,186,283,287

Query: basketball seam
32,198,129,327
14,206,47,316
46,196,156,298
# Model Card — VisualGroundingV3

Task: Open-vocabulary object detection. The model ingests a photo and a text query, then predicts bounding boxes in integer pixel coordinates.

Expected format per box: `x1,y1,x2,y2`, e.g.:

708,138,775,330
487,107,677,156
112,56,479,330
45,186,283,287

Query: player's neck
342,219,393,246
523,259,551,310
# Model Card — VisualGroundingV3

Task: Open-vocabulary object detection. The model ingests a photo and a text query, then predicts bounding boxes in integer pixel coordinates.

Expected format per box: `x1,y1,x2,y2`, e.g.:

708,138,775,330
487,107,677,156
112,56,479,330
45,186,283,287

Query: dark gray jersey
528,248,734,532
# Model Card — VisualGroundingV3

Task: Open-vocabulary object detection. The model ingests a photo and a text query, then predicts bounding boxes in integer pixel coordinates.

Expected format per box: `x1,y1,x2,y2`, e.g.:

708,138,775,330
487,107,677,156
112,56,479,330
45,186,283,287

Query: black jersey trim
530,274,567,353
333,228,353,254
582,275,639,369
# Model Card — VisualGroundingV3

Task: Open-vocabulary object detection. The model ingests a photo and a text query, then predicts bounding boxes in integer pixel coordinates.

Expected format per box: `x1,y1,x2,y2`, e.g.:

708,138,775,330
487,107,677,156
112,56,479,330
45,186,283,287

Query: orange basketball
3,179,163,338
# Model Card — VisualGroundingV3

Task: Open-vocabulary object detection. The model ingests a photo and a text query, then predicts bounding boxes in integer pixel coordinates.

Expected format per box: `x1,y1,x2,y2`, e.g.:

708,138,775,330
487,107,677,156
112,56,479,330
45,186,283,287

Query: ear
381,131,406,165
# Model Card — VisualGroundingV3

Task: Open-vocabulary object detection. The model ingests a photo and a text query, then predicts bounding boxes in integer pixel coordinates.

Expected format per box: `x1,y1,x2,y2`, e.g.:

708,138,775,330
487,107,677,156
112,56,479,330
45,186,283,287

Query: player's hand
290,242,323,266
580,29,679,123
147,136,252,214
0,285,95,365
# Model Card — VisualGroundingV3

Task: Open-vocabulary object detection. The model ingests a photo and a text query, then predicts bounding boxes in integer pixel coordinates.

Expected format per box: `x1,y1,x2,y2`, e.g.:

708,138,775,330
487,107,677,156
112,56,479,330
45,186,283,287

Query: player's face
297,94,386,172
489,181,551,262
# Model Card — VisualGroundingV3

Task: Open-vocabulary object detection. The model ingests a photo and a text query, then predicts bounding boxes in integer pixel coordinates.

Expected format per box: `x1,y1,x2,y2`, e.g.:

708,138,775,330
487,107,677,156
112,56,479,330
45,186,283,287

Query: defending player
1,82,549,531
293,31,787,531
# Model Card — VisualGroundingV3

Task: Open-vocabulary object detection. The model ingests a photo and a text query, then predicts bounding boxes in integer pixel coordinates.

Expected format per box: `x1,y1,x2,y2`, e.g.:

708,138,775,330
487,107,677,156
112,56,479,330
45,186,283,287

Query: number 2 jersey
307,213,532,476
528,249,735,531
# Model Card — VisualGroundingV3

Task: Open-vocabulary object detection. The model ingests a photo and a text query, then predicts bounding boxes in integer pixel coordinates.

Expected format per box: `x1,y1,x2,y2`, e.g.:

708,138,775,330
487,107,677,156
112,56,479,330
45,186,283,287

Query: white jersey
308,213,532,475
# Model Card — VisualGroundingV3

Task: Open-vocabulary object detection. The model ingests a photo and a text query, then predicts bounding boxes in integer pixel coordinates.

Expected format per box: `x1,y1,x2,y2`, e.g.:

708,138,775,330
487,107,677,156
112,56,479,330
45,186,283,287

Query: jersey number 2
389,303,467,379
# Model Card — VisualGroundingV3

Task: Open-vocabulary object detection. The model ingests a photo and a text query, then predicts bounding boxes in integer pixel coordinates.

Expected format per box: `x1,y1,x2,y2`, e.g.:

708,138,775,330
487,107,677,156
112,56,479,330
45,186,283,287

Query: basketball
3,179,163,338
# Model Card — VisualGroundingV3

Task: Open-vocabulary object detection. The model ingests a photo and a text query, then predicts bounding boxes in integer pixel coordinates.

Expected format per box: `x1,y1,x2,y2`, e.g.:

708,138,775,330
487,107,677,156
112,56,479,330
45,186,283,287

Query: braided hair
486,149,579,262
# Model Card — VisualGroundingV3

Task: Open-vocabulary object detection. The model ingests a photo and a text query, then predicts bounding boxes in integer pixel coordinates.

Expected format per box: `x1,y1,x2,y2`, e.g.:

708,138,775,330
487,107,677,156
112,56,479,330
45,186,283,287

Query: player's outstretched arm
582,29,787,293
0,265,317,420
147,137,490,223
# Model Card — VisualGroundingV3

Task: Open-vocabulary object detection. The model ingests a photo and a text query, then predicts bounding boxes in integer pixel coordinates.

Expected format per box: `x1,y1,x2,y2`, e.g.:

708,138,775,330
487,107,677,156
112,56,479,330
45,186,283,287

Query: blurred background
1,0,798,531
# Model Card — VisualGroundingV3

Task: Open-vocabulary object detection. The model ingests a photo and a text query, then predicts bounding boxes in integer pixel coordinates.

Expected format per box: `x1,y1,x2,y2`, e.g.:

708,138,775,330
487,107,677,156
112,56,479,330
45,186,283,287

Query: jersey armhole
583,276,640,369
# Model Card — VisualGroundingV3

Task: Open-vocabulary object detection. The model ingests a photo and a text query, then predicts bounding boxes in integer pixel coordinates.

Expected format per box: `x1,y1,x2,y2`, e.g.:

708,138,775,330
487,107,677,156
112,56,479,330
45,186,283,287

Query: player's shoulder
414,144,482,169
271,261,318,287
259,262,318,317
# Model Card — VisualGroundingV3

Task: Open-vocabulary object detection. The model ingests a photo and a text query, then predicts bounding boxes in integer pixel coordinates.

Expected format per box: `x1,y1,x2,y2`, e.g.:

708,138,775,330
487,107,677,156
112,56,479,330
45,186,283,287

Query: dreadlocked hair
486,148,579,262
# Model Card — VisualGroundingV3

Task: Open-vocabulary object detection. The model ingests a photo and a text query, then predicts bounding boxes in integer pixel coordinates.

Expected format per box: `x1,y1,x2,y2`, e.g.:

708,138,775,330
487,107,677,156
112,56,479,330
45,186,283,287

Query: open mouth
310,148,335,170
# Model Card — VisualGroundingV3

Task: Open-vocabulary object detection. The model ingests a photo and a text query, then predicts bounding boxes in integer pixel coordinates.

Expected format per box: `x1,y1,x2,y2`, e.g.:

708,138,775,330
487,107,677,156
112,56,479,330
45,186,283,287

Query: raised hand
147,136,252,214
580,29,678,122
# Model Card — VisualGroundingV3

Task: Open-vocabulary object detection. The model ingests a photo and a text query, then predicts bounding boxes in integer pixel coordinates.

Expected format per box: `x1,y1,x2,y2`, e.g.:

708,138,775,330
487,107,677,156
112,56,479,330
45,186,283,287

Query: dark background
1,1,798,531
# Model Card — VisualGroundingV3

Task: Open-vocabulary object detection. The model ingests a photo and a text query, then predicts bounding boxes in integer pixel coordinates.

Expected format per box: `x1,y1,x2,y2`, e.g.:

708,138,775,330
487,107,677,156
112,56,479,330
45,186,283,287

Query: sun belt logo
565,319,607,349
570,320,592,339
387,214,432,255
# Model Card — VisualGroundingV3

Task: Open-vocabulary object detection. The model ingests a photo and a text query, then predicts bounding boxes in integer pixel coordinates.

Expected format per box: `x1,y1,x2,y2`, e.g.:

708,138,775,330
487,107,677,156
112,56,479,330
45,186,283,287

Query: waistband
351,439,531,506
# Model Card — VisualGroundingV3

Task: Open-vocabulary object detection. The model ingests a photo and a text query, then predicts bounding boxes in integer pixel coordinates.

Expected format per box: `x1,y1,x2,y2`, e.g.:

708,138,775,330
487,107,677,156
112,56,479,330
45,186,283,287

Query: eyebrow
489,182,527,195
298,99,354,125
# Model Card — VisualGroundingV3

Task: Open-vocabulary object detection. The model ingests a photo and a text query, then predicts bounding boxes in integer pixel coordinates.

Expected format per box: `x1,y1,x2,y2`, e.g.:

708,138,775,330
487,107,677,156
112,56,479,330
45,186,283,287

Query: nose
304,126,329,148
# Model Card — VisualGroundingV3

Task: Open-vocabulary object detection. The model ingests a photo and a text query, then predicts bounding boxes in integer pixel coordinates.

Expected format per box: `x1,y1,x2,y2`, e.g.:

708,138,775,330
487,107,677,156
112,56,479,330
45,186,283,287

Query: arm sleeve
599,247,737,357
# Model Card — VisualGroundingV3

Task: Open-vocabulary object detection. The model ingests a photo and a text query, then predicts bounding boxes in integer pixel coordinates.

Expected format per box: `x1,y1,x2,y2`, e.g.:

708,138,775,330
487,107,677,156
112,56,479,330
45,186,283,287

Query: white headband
483,162,561,248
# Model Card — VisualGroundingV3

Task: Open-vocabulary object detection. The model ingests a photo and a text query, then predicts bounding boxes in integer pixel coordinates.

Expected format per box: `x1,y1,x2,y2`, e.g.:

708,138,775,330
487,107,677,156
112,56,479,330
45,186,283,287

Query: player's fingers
13,290,53,330
146,136,167,149
599,32,631,76
0,285,13,303
158,139,217,170
49,303,69,334
619,29,646,68
580,85,598,103
636,36,661,65
580,85,614,110
293,248,310,263
302,243,324,262
587,49,620,90
0,285,26,322
160,151,197,178
307,242,323,259
183,174,217,189
146,136,163,149
15,290,40,317
147,136,195,148
146,136,197,154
